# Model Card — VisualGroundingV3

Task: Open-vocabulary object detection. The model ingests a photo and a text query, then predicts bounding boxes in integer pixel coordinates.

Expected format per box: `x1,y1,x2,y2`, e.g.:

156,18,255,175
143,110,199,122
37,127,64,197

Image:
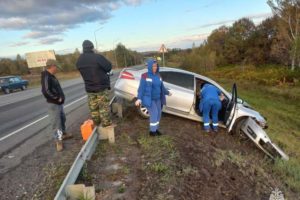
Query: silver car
114,66,289,160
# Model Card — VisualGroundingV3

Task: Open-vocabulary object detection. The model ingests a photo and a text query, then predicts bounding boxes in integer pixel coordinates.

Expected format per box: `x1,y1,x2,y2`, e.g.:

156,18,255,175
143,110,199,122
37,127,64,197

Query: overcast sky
0,0,272,58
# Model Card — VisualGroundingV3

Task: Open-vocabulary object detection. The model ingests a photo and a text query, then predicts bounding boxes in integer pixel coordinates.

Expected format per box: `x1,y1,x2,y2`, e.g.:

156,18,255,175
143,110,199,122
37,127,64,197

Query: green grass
205,66,300,192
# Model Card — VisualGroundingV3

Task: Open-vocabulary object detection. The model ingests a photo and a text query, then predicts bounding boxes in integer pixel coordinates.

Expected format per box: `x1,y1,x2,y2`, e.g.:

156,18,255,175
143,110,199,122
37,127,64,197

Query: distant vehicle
114,66,289,161
0,76,29,94
144,57,155,66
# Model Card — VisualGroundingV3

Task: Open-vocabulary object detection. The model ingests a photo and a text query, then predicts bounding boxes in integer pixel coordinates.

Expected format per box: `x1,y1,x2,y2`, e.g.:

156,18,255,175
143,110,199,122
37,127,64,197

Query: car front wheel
233,117,248,140
137,104,150,119
21,85,27,90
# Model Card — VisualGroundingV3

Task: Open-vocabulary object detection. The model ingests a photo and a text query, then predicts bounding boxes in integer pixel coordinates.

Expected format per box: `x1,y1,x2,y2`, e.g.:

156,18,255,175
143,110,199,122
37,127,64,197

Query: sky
0,0,272,58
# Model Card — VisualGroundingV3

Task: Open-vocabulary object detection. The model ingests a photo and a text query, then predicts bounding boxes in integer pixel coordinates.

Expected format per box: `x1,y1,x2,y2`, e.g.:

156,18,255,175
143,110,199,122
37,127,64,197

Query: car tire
233,117,248,140
21,85,27,90
137,104,150,119
4,88,10,94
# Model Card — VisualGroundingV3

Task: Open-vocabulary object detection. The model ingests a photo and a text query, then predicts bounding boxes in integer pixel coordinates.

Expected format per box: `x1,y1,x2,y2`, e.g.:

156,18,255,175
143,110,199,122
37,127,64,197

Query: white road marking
0,79,117,142
0,95,87,142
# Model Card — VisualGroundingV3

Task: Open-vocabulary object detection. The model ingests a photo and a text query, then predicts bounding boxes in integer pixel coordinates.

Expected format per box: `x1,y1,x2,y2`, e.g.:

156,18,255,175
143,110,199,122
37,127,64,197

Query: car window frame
160,71,194,90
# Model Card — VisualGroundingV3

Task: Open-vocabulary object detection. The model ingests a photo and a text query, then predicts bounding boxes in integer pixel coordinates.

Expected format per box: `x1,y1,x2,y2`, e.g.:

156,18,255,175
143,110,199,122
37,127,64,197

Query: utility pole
113,39,119,68
94,27,103,51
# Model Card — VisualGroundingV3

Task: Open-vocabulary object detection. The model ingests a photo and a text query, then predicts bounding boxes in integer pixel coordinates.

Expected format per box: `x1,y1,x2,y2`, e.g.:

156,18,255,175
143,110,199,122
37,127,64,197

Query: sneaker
149,131,156,136
56,141,63,152
62,133,73,140
156,130,162,136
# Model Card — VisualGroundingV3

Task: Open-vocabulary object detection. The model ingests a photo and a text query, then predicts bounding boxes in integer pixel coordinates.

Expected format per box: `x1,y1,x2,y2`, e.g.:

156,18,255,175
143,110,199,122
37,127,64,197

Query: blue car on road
0,76,29,94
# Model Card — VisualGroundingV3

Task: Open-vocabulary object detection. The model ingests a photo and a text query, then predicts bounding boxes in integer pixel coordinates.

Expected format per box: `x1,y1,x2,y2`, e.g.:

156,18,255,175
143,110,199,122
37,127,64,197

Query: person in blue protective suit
135,59,172,136
199,83,223,133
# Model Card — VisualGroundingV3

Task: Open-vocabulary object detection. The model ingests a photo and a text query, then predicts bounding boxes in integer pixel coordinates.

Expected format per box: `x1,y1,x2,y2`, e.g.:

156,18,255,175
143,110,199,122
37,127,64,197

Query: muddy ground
0,104,298,200
80,106,299,200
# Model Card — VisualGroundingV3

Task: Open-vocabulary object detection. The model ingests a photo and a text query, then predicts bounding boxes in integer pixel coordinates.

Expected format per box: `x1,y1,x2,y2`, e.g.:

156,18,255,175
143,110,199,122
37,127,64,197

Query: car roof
0,76,16,79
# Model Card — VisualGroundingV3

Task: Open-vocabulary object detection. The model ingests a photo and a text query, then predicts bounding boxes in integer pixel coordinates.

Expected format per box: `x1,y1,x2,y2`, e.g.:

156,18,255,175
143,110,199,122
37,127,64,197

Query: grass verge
205,67,300,192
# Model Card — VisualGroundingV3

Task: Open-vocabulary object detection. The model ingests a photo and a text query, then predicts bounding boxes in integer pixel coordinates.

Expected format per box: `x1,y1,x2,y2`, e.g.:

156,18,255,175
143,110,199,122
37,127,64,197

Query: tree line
0,43,142,76
167,0,300,72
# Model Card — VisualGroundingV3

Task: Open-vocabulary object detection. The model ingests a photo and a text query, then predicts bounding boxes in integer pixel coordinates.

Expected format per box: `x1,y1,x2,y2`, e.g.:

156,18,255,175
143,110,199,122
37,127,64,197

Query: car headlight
254,118,268,129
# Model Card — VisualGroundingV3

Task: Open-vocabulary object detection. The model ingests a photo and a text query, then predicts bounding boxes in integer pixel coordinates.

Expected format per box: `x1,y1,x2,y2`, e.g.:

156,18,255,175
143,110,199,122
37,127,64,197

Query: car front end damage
241,117,289,160
237,104,268,129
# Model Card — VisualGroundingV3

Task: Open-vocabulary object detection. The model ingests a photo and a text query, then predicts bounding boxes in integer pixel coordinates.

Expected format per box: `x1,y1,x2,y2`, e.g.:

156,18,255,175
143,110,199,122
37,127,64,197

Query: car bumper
114,89,136,102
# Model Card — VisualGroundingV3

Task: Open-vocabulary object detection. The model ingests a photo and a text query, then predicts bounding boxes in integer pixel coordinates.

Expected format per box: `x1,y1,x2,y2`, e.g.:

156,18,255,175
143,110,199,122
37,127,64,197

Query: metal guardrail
54,127,99,200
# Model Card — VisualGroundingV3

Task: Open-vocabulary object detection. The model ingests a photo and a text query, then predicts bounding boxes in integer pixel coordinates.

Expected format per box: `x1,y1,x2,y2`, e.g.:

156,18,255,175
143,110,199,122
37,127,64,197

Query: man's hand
58,98,62,103
219,93,225,101
135,99,141,106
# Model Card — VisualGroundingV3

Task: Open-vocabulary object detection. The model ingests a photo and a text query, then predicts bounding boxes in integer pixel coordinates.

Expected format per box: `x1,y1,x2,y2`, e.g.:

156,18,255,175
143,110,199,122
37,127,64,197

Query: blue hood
147,59,159,75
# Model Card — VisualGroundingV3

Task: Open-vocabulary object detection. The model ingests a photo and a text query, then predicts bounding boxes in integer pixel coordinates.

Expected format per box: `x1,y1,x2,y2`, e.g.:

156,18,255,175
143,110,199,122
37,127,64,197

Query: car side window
9,78,15,83
160,71,194,90
14,77,20,82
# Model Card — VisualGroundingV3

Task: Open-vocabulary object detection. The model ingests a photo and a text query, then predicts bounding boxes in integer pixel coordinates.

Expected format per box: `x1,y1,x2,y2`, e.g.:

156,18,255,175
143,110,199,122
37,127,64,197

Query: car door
224,83,238,132
160,71,194,114
13,77,21,89
8,78,17,90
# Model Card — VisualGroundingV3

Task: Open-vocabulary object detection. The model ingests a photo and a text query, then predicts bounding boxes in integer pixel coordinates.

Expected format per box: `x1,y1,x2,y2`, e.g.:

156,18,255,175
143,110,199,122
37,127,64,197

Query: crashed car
114,66,289,160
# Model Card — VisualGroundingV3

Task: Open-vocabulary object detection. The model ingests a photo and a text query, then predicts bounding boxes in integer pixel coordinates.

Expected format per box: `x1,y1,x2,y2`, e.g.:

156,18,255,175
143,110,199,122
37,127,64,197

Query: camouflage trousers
87,90,112,127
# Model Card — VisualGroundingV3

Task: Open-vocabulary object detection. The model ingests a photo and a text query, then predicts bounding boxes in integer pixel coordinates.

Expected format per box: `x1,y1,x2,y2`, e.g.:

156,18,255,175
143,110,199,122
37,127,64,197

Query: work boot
62,132,73,140
156,130,162,136
56,140,63,152
149,131,156,136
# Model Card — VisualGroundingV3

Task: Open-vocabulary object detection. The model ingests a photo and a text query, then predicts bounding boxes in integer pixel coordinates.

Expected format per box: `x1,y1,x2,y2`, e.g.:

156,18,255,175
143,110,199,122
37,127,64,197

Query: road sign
25,50,56,68
159,44,167,66
159,44,168,53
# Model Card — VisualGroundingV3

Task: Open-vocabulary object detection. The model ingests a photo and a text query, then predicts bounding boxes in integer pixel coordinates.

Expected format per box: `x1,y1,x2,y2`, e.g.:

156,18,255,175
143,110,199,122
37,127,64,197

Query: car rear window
0,79,8,84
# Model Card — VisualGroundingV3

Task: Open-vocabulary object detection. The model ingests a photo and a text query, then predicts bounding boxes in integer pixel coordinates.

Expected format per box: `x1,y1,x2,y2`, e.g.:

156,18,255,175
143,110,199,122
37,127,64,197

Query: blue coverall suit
199,84,222,131
137,60,169,133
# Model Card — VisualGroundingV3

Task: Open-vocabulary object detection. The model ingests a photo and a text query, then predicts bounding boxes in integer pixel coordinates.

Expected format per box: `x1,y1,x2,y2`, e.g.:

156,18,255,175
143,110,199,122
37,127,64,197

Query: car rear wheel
4,88,10,94
137,105,150,119
21,85,27,90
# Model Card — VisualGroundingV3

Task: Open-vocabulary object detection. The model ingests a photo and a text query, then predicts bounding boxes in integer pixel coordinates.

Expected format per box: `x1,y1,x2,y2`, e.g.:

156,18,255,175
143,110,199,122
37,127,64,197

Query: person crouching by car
135,59,172,136
199,83,223,133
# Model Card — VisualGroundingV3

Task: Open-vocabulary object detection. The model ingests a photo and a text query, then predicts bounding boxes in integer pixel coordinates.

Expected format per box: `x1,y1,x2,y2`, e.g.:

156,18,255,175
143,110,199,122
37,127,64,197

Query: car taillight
120,71,135,80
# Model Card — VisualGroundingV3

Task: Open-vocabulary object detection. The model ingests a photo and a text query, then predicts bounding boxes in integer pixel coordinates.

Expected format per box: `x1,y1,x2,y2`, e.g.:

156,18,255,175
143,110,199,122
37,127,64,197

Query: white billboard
25,50,56,68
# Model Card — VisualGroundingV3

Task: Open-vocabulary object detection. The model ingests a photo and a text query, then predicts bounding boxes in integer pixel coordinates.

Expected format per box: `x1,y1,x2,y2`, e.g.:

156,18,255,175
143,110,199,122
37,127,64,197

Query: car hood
237,103,267,124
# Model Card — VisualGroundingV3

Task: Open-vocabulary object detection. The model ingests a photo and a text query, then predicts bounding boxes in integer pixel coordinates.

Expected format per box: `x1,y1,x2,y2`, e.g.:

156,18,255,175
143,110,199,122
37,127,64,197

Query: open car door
224,83,238,132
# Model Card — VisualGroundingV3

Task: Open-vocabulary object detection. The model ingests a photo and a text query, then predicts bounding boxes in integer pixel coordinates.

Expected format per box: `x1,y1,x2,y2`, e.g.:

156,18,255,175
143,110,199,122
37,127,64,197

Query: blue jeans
48,103,66,141
147,99,162,132
202,99,221,131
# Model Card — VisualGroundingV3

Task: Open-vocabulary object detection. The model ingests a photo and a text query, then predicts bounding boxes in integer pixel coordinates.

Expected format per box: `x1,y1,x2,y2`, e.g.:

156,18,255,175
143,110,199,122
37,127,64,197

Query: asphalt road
0,72,119,174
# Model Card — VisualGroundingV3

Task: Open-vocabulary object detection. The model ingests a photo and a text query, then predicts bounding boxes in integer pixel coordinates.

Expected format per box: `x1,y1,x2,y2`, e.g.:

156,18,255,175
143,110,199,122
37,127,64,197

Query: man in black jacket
41,59,72,152
76,40,113,129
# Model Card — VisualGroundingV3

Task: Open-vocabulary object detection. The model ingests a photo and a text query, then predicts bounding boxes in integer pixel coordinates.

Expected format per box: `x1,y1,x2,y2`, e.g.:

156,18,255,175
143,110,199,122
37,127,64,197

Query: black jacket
41,70,65,105
76,40,112,93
